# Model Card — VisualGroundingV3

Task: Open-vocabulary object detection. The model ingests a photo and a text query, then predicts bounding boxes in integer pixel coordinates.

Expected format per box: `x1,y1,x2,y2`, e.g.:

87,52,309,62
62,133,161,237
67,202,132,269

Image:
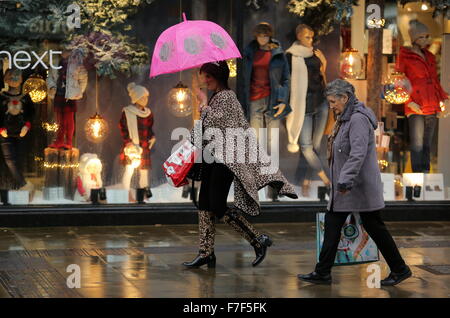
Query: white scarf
123,105,151,145
285,42,314,151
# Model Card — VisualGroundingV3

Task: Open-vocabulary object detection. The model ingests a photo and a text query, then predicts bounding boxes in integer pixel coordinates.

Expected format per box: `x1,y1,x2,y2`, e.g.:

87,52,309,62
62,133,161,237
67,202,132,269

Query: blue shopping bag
316,212,379,265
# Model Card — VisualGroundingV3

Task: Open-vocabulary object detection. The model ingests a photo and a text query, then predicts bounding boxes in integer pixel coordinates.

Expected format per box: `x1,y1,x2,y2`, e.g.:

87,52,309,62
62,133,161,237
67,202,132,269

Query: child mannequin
74,153,103,202
119,83,155,198
0,69,35,190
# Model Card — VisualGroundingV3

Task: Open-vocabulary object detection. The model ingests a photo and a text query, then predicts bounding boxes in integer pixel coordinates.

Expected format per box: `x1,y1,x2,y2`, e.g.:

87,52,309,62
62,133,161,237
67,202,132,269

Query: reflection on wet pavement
0,222,449,298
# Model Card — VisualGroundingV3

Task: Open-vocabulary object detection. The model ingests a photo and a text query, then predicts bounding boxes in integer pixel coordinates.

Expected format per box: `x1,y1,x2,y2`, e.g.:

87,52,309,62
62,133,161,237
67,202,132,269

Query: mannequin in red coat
397,20,449,172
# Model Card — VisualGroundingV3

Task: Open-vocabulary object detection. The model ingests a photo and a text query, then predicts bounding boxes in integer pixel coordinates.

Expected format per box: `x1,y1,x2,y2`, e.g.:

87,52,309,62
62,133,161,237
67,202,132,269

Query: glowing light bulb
168,81,192,117
340,49,364,80
92,120,101,138
176,90,187,103
84,113,109,143
421,3,428,11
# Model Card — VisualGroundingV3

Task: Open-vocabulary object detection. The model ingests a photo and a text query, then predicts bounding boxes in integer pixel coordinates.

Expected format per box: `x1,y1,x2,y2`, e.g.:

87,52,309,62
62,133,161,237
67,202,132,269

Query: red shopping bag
163,140,200,187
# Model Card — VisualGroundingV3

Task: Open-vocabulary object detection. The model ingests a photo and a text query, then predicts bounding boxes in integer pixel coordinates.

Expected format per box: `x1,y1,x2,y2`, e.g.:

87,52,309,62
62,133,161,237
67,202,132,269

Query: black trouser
0,137,26,189
315,210,407,275
199,162,234,219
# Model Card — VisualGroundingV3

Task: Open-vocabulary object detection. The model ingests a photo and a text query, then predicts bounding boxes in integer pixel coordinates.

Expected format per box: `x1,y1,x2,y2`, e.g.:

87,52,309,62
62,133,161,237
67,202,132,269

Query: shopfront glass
0,0,448,206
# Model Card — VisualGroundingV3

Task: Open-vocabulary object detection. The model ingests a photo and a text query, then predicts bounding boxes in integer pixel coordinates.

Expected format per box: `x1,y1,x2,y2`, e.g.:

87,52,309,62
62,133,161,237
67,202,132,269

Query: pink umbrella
150,13,241,78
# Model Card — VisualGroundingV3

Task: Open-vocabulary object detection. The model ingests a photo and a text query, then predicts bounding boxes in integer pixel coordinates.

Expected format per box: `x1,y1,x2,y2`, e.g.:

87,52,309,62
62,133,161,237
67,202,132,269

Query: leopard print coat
191,89,298,216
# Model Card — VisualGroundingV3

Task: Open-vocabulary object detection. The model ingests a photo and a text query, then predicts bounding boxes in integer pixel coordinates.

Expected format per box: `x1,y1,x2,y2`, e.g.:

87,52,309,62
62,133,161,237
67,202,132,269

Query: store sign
0,50,62,70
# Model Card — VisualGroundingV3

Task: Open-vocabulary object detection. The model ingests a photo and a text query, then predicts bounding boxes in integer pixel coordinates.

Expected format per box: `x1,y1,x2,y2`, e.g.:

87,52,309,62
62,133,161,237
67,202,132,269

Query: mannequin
286,24,330,195
119,82,155,199
397,20,449,173
47,48,88,149
0,69,35,190
243,22,291,201
74,153,103,202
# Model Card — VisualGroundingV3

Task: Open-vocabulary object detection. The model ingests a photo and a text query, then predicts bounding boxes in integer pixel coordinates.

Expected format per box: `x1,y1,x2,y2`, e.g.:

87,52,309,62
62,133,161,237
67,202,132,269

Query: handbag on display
316,212,379,265
163,140,200,187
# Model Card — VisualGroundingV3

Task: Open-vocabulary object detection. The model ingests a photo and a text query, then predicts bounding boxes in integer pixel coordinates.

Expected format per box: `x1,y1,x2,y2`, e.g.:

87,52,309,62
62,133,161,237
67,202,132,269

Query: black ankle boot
182,253,216,268
251,234,273,267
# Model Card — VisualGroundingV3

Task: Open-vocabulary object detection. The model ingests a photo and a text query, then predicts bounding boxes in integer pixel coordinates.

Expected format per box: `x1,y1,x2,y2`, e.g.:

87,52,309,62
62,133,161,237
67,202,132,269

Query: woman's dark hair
253,22,274,37
199,61,230,89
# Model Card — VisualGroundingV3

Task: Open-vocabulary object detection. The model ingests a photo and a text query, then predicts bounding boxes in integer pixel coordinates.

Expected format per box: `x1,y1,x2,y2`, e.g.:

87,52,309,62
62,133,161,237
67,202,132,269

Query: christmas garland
287,0,358,36
0,0,156,78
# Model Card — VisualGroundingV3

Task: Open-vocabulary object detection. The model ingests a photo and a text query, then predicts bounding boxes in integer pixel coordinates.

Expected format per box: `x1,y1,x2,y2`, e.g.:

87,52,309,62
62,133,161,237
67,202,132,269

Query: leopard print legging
198,209,262,257
198,210,215,257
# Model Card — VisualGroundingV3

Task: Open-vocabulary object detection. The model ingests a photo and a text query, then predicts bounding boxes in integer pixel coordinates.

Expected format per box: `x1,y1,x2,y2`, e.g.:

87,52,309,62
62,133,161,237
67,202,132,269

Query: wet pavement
0,221,449,298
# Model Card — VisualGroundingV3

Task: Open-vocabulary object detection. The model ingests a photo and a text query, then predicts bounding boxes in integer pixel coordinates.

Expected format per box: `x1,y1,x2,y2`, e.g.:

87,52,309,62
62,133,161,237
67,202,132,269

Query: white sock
139,169,149,188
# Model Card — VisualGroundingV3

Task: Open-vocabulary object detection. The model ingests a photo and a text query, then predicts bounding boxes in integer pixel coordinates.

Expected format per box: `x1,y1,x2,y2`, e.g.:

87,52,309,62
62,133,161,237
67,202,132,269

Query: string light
378,160,389,170
42,122,59,132
227,59,237,78
382,72,412,104
44,162,79,169
367,18,385,28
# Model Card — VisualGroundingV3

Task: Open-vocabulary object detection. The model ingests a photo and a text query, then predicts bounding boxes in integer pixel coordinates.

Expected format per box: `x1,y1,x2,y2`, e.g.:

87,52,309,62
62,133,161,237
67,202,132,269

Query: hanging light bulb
227,59,237,78
340,48,364,80
23,74,47,103
168,81,193,117
382,72,412,104
421,3,429,11
84,113,109,143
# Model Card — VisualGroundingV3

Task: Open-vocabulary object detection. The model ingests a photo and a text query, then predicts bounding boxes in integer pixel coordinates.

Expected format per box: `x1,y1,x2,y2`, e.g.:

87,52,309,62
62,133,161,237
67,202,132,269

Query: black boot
381,266,412,286
144,187,152,199
182,253,216,268
251,234,273,267
297,271,332,285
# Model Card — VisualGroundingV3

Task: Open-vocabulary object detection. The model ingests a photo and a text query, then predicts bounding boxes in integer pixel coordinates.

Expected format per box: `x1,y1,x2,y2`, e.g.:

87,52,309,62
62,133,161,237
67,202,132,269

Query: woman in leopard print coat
183,61,298,269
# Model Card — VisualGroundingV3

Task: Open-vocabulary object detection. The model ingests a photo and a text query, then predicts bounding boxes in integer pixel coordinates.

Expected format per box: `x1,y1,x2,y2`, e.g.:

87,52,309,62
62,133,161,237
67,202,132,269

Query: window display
0,0,449,208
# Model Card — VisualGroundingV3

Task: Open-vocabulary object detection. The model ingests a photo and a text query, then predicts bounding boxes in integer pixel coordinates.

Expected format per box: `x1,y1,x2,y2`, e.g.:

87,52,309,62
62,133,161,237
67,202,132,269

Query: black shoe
252,234,273,267
144,187,153,199
297,271,332,285
381,266,412,286
182,253,216,268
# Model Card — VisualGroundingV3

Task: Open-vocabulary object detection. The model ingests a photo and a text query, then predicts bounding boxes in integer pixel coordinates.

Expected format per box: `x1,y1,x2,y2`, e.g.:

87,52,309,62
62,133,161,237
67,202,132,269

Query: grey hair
325,79,355,98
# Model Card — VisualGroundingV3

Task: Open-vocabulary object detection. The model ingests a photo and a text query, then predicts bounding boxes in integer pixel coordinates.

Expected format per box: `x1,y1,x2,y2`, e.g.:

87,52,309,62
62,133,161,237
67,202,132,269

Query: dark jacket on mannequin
242,39,291,120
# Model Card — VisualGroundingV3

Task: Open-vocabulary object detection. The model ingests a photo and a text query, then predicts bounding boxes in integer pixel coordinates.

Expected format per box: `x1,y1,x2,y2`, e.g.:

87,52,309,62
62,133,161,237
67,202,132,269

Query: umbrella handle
182,12,187,22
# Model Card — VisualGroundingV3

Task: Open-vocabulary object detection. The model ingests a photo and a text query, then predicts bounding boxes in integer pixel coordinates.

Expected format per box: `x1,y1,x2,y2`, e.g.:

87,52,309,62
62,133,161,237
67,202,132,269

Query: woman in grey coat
298,79,411,286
